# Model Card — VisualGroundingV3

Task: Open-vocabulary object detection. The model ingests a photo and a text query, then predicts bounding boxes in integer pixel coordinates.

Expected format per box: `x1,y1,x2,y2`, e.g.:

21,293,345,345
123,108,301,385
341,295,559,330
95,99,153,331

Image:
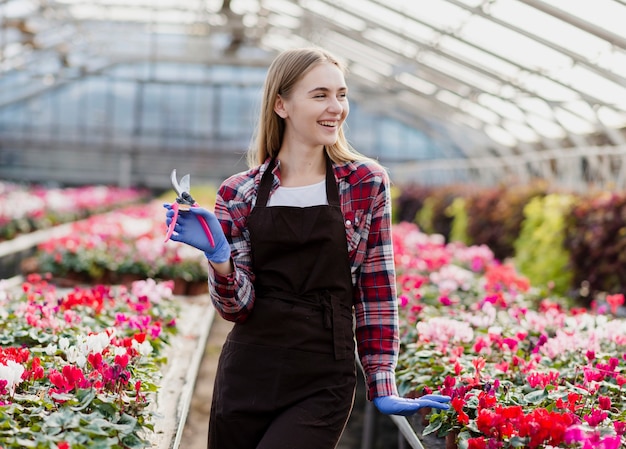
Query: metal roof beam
356,0,625,149
446,0,626,89
519,0,626,50
364,0,622,112
300,0,598,152
298,1,527,156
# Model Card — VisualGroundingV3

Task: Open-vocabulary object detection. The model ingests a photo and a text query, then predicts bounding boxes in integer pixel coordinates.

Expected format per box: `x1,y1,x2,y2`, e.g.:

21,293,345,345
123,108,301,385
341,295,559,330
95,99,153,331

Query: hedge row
393,182,626,304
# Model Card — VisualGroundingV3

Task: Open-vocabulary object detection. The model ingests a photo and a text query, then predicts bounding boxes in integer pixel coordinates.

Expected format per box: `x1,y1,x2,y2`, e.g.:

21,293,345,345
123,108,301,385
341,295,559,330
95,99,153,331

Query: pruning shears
164,169,215,247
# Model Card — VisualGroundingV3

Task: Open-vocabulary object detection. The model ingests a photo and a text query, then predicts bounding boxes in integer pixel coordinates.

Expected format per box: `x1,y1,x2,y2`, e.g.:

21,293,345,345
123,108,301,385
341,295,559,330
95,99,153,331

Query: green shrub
465,183,547,261
513,193,575,296
447,196,470,245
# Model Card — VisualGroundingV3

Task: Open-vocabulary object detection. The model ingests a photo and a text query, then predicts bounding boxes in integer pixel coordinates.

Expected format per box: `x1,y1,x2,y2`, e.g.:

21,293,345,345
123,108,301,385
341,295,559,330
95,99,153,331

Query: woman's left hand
373,394,451,416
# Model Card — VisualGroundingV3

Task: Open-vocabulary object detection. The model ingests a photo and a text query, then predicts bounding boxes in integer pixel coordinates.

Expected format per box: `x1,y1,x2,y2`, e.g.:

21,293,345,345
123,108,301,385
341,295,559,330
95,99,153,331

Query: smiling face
274,61,349,153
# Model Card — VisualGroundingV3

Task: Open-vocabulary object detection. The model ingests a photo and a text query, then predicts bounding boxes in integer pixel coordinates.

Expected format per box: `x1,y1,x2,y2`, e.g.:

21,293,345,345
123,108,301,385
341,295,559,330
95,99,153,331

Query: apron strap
324,153,340,207
256,157,277,207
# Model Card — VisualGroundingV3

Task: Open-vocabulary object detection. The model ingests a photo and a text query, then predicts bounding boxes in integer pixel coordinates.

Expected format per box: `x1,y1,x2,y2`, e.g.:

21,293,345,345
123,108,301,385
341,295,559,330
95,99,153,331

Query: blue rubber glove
164,204,231,263
373,394,451,416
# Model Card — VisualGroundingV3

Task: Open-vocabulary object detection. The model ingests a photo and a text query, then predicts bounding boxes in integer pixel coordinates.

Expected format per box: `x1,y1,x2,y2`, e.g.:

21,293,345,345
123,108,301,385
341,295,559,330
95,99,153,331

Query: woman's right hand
164,204,231,263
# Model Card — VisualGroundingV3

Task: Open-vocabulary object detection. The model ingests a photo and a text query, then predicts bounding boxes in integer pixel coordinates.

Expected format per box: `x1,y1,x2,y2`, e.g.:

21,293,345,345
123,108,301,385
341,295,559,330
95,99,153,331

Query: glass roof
2,0,626,166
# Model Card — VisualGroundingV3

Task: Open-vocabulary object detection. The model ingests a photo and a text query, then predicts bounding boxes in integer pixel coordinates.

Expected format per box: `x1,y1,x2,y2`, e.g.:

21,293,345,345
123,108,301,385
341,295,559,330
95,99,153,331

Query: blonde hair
248,47,369,167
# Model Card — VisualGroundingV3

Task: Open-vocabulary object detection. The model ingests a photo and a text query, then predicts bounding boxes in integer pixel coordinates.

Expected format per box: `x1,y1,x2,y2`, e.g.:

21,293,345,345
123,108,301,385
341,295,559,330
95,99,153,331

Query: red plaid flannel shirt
208,157,399,399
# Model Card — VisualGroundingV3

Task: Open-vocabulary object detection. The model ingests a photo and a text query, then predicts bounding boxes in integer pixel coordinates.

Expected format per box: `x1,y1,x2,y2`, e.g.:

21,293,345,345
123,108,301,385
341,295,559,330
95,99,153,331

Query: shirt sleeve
352,167,400,400
208,177,257,323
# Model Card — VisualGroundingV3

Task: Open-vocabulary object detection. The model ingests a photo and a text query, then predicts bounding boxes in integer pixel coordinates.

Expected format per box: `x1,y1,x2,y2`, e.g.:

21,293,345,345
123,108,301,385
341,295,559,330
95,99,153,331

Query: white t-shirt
267,179,328,207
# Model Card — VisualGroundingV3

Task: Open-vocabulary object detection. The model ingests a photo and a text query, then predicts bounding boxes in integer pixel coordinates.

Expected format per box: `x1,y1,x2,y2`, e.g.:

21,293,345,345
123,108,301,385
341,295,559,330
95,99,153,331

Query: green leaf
81,418,114,436
422,420,442,436
15,438,37,448
510,436,529,447
524,389,549,404
44,409,82,432
457,431,472,449
71,389,96,411
121,433,149,448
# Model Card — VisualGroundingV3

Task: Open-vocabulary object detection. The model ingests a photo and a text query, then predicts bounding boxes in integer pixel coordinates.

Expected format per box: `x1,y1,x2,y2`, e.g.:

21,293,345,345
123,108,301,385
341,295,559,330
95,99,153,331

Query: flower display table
0,275,215,449
393,223,626,449
146,293,214,449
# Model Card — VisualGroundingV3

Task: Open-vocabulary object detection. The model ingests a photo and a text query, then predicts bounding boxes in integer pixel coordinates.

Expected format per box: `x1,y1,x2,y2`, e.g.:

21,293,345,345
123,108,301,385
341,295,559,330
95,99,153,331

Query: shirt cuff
209,263,236,287
367,371,399,400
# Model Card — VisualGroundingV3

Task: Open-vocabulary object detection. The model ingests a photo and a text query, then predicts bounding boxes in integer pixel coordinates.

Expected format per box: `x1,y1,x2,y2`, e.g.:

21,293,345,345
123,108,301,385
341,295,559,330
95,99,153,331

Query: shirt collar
259,156,356,182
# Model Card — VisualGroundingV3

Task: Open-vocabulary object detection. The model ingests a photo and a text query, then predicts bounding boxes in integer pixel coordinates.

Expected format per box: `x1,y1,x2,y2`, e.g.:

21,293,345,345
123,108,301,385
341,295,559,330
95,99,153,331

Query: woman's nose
327,96,343,113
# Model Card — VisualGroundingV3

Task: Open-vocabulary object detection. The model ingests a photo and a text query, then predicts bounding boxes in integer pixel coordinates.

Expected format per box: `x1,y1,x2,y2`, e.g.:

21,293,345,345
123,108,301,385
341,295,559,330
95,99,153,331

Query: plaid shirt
208,157,399,399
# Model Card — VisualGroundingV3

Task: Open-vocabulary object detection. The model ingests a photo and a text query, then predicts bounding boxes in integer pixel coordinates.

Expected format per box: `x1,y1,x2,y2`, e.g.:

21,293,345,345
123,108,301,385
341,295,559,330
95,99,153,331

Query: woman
165,47,449,449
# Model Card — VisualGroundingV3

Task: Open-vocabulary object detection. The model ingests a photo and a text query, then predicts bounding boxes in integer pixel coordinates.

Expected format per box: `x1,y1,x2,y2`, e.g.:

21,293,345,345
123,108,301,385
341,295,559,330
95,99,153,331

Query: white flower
58,337,70,351
133,340,153,357
65,346,83,366
416,316,474,348
114,346,127,357
465,302,496,328
83,332,111,355
0,360,25,395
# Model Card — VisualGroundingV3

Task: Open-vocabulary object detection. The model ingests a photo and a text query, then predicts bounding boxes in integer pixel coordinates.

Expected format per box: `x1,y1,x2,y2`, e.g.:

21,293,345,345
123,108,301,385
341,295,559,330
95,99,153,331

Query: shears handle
191,201,215,247
164,202,215,247
164,202,180,243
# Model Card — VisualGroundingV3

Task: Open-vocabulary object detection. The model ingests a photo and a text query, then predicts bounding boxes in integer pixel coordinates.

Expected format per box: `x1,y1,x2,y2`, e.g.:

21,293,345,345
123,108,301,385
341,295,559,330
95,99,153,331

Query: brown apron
208,155,357,449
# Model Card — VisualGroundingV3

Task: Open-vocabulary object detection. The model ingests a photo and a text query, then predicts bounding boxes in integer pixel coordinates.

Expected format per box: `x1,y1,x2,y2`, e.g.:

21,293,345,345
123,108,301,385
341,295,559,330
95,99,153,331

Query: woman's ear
274,95,288,119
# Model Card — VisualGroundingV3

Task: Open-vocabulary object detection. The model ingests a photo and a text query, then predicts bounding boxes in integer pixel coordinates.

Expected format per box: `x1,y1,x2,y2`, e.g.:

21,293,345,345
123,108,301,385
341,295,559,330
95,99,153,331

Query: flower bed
393,222,626,449
0,182,149,241
33,202,208,295
0,274,179,448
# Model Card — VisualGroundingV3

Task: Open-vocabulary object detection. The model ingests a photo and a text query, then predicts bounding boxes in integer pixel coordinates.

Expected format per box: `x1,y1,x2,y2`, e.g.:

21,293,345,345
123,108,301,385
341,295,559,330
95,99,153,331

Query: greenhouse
1,1,625,448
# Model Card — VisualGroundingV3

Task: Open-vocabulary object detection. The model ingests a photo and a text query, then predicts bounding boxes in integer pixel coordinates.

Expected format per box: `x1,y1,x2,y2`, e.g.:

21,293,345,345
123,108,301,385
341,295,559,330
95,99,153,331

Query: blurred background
1,0,625,192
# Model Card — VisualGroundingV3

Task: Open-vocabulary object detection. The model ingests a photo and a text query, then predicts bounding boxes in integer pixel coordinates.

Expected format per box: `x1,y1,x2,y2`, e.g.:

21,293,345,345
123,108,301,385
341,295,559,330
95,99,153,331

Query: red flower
518,408,574,447
598,395,612,410
467,437,487,449
114,353,129,369
49,365,90,397
451,396,470,425
472,357,486,383
555,392,583,413
476,408,503,438
88,352,103,369
478,390,497,409
494,361,509,373
606,293,624,315
133,332,147,343
526,370,560,388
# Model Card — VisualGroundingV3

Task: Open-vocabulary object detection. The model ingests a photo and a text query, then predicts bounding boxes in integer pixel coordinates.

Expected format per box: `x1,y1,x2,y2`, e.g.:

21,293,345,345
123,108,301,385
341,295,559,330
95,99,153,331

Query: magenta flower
584,408,609,427
565,425,622,449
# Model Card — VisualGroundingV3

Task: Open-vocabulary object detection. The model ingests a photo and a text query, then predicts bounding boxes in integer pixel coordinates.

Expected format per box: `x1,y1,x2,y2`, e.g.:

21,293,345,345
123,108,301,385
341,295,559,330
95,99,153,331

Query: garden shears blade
170,169,195,206
164,169,215,247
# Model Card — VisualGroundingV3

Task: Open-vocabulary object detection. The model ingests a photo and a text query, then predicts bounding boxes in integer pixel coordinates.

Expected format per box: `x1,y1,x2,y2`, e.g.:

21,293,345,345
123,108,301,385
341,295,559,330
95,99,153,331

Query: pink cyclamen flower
606,293,624,315
598,396,611,410
584,408,608,427
565,426,621,449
